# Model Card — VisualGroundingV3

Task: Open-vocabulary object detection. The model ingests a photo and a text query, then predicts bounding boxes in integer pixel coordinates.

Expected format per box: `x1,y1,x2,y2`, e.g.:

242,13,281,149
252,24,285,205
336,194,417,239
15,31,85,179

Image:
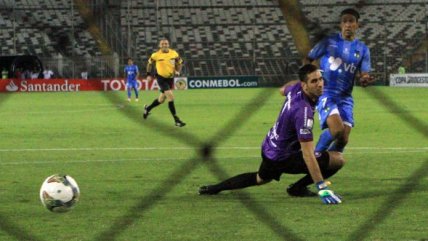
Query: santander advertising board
0,78,165,92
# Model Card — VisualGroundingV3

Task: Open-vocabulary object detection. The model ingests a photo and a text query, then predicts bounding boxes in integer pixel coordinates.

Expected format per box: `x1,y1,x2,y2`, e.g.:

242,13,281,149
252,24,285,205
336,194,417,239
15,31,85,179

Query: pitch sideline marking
0,146,426,152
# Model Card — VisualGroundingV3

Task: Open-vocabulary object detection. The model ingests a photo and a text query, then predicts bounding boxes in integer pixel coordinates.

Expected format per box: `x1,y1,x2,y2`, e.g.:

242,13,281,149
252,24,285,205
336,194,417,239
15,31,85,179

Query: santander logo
6,80,19,92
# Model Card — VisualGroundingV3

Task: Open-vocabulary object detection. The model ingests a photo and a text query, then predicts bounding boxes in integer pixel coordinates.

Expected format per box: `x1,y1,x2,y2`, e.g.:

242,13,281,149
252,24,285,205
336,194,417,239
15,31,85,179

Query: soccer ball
39,174,80,212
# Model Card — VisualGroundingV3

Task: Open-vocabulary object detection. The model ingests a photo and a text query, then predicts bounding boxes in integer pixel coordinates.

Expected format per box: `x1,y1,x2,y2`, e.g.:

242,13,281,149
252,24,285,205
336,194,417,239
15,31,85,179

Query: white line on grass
0,156,256,165
0,104,125,116
0,146,427,152
0,148,426,165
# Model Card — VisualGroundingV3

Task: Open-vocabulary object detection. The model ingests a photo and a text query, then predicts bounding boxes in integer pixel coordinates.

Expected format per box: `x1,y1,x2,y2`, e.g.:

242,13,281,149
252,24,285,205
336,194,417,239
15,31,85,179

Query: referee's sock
147,99,161,112
168,100,176,116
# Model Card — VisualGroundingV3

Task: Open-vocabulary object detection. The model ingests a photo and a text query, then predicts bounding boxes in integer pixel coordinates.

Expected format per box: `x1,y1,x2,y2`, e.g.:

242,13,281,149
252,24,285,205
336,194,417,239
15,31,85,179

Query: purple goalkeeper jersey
262,83,316,161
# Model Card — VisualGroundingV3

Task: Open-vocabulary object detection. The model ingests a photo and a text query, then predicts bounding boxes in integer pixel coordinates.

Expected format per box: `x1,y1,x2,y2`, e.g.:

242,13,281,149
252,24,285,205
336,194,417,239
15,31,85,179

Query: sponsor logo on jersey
328,56,357,74
354,51,360,59
300,128,311,135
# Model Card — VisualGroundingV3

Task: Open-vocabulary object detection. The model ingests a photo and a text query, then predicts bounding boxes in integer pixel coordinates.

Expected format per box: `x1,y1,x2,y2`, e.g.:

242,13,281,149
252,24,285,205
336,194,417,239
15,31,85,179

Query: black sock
291,168,340,189
168,101,177,116
212,172,258,192
147,99,161,112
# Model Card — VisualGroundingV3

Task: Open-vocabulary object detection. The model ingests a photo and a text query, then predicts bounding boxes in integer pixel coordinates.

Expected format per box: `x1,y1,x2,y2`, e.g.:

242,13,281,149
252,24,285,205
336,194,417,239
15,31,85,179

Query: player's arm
305,36,328,65
359,47,374,87
359,72,374,87
279,80,298,96
136,66,140,79
300,141,342,204
300,141,324,183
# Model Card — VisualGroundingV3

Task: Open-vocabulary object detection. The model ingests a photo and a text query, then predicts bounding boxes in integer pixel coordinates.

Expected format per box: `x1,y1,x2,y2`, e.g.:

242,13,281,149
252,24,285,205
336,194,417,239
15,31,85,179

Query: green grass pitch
0,87,427,241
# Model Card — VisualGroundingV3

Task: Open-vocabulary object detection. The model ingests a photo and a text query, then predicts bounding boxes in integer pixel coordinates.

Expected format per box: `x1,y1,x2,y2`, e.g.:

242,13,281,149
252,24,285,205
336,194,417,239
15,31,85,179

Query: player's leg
315,129,334,152
133,82,139,102
164,89,185,127
328,97,354,152
198,172,266,195
286,151,345,197
315,96,339,152
162,78,185,127
143,77,168,119
325,113,346,149
143,93,165,119
199,153,275,195
126,83,132,101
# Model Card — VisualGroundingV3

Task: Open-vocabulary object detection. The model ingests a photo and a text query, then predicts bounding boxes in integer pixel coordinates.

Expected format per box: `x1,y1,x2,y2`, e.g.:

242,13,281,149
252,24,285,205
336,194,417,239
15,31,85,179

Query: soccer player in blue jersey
307,8,374,154
124,58,140,102
199,64,344,205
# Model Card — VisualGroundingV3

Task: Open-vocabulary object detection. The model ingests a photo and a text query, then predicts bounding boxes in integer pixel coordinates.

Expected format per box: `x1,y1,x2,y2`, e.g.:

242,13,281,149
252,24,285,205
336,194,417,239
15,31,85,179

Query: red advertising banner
0,78,188,92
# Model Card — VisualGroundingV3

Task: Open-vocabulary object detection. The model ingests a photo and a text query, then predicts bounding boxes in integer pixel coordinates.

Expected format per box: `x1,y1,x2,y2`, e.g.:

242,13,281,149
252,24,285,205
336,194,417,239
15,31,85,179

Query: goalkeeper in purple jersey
199,64,345,205
306,8,374,154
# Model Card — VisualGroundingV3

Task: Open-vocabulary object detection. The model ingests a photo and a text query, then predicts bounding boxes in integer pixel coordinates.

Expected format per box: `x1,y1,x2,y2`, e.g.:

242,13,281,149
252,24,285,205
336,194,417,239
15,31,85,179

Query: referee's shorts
156,75,174,93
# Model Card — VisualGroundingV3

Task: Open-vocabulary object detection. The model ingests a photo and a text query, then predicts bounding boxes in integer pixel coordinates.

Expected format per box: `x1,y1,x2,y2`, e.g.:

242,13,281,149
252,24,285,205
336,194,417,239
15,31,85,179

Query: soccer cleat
286,184,317,197
175,118,186,127
199,185,220,195
135,98,139,102
127,98,131,102
143,105,150,119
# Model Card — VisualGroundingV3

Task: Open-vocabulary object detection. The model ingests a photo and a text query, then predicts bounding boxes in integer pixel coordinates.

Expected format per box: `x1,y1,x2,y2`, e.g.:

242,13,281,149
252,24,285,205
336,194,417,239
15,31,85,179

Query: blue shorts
316,95,354,130
126,80,138,89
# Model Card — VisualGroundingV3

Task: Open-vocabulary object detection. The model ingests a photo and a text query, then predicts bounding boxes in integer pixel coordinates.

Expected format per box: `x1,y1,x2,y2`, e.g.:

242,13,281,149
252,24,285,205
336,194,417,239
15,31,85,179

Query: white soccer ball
39,174,80,212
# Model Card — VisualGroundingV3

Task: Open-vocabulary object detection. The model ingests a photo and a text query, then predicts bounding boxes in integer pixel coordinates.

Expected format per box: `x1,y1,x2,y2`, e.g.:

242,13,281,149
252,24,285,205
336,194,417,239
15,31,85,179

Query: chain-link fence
1,1,428,241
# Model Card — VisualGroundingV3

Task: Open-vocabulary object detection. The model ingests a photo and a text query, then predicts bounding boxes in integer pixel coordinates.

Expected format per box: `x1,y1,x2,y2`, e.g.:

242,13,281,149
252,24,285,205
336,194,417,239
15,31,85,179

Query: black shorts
156,75,174,93
257,151,330,181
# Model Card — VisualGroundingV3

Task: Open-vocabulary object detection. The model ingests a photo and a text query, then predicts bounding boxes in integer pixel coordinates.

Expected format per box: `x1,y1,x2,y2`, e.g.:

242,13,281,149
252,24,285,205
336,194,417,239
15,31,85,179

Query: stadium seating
0,0,102,76
300,0,428,82
120,0,299,84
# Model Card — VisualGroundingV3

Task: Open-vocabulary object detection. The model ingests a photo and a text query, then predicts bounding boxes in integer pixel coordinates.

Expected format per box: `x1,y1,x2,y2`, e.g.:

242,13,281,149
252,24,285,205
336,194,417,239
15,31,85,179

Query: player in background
199,64,344,204
124,57,140,102
144,38,186,127
306,8,374,155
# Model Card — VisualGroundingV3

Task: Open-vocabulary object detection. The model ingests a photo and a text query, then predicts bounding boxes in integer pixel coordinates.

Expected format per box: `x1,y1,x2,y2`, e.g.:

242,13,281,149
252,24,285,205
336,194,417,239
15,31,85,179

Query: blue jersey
124,65,139,82
262,83,316,161
308,33,371,97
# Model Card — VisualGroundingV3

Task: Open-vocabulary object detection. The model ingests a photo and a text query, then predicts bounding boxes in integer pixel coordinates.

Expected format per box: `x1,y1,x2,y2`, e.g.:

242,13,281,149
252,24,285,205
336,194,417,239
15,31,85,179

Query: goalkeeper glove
316,181,342,205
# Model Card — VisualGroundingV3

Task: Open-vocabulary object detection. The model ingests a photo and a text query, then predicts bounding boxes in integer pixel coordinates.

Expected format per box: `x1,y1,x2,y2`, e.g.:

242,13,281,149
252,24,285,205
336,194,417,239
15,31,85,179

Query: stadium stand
0,0,427,83
121,0,300,85
0,0,105,77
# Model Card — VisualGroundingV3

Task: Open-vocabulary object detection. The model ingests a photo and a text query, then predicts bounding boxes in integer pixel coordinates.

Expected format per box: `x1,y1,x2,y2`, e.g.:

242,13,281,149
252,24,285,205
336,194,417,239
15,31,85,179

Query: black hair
127,57,133,61
298,64,319,82
340,8,360,22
